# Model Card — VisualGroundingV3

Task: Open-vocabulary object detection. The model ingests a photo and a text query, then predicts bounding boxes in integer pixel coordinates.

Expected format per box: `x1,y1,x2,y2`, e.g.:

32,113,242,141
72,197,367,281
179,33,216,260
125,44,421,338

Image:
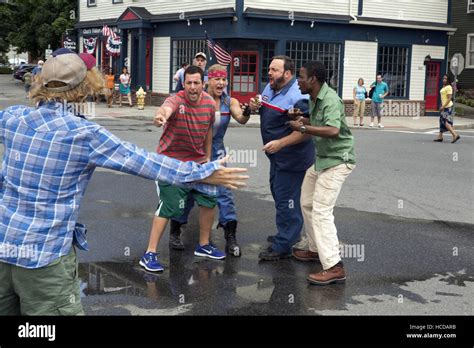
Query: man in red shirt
140,65,225,272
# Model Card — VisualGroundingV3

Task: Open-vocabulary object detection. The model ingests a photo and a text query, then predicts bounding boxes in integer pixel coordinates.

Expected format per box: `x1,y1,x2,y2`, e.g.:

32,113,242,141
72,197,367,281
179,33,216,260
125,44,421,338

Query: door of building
230,51,259,104
425,61,441,111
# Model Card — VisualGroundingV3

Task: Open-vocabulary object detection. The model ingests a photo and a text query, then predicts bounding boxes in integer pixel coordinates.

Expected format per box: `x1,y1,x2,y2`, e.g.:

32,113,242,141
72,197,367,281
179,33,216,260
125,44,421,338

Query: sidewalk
92,102,474,130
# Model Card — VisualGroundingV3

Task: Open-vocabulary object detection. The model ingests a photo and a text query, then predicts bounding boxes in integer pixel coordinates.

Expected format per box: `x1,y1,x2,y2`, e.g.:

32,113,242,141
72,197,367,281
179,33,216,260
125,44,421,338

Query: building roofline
243,7,351,24
352,17,457,32
75,7,235,28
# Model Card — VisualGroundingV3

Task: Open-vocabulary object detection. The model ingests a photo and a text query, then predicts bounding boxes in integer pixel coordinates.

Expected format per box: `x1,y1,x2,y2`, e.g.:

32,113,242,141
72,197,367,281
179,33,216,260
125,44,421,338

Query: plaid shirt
0,102,219,269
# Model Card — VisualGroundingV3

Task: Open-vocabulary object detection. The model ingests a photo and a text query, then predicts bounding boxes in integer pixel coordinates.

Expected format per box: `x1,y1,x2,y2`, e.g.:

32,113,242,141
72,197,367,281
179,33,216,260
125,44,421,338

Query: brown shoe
292,249,320,262
307,263,346,285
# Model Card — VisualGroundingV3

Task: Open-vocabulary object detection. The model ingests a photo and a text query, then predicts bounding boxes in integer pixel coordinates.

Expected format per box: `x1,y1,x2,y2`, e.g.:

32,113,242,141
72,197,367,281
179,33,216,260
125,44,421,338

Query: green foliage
455,95,474,107
0,67,13,74
7,0,77,61
0,3,13,61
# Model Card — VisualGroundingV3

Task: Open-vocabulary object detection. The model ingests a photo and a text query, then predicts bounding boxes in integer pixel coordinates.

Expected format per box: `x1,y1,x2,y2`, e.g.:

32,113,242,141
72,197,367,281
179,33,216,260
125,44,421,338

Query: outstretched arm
88,127,248,195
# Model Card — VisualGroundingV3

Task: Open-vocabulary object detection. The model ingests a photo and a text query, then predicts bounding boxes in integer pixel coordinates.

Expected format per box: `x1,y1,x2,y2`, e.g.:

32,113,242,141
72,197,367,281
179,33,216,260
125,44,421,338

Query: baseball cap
41,53,87,92
195,52,207,60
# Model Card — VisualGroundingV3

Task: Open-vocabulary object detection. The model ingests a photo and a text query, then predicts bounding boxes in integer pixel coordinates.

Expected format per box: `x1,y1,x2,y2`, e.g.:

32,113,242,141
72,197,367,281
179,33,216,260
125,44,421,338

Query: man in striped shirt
140,65,226,272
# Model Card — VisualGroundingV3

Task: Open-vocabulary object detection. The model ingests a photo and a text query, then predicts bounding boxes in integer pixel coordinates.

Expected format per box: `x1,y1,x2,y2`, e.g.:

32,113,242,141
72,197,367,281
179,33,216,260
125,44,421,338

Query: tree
7,0,77,61
0,2,13,63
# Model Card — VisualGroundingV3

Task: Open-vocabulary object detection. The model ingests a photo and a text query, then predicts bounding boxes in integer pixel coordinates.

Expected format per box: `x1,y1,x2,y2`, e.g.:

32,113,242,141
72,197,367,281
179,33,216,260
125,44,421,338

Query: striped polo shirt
157,90,215,163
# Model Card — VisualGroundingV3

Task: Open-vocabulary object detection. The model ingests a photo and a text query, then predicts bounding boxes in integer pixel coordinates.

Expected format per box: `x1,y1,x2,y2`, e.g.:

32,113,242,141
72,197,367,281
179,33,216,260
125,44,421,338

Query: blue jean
269,161,306,254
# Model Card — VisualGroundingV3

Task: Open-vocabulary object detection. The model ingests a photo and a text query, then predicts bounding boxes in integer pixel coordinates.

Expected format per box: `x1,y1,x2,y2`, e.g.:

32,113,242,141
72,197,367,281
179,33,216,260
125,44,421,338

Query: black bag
368,86,375,99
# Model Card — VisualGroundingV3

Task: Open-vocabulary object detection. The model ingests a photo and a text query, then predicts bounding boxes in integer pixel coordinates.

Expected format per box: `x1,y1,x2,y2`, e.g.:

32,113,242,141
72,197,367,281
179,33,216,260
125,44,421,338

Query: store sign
63,35,77,52
82,27,121,36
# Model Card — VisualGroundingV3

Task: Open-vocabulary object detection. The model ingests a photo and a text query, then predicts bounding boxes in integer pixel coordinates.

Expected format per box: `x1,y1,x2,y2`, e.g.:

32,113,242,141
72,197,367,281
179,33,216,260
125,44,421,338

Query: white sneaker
369,122,374,128
378,124,384,128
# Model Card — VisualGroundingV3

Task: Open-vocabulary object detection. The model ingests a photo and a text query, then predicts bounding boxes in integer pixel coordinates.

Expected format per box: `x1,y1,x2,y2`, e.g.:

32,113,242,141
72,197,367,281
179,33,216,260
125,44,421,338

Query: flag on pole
102,24,119,39
102,25,112,37
206,34,232,65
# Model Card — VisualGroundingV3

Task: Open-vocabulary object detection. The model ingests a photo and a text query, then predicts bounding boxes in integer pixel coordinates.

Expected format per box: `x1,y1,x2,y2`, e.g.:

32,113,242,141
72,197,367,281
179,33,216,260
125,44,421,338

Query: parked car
13,64,36,82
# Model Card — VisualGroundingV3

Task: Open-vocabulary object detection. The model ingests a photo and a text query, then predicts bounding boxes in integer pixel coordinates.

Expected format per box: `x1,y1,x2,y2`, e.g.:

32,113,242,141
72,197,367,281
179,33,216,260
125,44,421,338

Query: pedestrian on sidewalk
170,64,251,257
353,78,367,126
140,65,229,273
173,62,189,93
193,52,208,83
369,74,389,128
248,55,314,261
433,74,460,143
31,60,43,82
288,61,356,285
23,71,33,99
0,49,248,315
104,67,116,107
119,67,133,107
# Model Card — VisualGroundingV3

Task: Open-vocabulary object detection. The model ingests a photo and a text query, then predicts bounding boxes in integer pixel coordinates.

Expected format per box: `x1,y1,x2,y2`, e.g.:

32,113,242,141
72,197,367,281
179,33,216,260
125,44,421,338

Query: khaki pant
353,100,365,118
300,163,355,270
0,248,83,315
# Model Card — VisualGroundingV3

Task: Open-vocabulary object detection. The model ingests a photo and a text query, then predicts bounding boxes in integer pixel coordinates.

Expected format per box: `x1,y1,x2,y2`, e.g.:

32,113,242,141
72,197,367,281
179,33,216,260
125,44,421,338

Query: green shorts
155,181,217,218
0,247,84,315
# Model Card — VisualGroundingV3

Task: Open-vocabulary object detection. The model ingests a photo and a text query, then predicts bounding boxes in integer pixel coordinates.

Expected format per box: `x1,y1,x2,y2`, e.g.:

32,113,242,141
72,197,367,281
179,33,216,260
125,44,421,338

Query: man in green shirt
288,61,356,285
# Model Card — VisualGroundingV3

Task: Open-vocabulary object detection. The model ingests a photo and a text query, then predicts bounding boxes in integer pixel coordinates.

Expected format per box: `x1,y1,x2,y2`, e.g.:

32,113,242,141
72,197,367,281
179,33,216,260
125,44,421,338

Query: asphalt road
0,75,473,316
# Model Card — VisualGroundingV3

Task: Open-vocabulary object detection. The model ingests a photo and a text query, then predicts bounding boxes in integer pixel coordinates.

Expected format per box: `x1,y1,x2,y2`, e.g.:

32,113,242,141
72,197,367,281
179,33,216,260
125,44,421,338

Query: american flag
206,36,232,65
102,25,118,39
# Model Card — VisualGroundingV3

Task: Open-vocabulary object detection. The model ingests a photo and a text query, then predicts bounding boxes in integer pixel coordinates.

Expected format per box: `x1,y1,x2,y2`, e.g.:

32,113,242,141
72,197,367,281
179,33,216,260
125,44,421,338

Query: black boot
169,220,185,250
220,220,241,257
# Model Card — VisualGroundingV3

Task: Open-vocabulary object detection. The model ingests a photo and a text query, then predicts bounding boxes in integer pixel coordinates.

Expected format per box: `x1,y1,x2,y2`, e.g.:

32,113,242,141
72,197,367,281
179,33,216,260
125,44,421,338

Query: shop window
171,39,207,89
286,41,342,93
377,45,409,98
467,34,474,68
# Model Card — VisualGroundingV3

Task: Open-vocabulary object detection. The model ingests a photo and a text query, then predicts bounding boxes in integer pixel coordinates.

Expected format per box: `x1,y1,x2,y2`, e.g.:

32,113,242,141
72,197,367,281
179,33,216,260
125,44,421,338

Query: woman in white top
119,67,133,107
353,78,367,126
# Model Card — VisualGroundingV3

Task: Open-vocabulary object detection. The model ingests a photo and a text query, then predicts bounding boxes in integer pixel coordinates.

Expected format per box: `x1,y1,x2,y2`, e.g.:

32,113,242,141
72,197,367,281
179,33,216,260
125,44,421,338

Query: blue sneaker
139,252,164,272
194,244,226,260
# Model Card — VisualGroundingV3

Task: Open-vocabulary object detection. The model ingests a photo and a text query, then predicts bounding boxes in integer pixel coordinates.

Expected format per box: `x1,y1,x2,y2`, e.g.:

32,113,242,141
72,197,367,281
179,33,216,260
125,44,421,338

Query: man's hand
249,97,261,112
262,140,283,154
287,107,304,120
288,119,304,131
154,114,167,127
200,157,249,190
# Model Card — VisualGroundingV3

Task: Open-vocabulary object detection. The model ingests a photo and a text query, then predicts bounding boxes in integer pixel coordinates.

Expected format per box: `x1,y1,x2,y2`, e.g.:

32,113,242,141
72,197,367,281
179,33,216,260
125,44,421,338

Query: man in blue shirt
31,60,44,82
249,56,314,260
0,49,247,315
369,74,389,128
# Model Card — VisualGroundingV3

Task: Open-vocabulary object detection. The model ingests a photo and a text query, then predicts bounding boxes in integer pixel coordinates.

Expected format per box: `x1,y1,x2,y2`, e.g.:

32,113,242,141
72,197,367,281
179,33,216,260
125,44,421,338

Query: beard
270,75,286,91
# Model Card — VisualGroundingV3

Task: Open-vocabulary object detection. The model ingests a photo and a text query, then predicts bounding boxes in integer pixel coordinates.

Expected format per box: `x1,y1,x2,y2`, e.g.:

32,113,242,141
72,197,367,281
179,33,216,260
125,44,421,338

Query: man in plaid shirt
0,49,247,315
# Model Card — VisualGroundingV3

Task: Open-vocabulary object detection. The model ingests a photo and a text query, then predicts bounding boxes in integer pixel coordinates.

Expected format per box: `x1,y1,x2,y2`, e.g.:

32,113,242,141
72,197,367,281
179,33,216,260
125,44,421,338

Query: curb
95,114,474,130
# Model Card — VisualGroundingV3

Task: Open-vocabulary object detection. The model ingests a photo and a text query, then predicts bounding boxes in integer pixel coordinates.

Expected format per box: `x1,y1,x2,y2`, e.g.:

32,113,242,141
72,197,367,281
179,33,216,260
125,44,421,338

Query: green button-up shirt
309,82,356,171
